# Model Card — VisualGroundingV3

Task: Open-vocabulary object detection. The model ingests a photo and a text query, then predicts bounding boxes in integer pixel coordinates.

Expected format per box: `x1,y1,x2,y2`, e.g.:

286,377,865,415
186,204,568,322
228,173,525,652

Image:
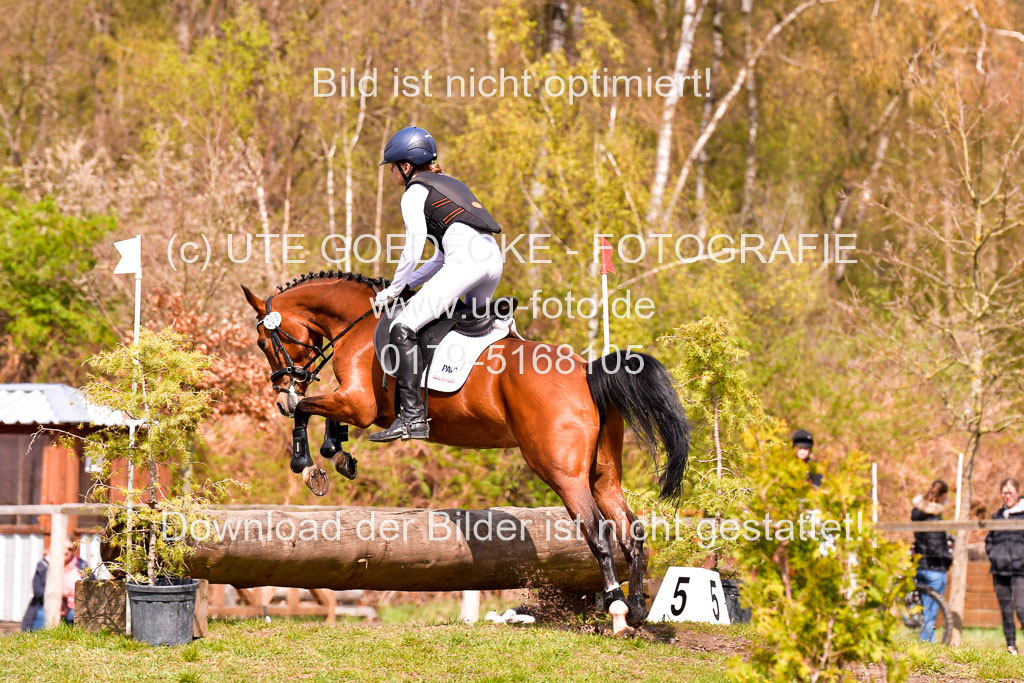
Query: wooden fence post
44,512,68,628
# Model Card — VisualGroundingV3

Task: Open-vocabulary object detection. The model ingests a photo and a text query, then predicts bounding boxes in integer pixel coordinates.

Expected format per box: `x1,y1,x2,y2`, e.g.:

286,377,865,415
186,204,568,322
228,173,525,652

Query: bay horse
241,271,689,627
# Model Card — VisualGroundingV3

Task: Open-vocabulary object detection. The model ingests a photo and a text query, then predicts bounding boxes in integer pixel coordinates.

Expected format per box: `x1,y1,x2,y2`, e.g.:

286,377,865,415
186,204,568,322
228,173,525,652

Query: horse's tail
586,351,689,501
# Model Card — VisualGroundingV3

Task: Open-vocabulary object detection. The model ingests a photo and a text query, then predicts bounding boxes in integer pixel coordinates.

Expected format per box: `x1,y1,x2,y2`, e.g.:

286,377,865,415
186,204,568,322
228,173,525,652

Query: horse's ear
240,284,265,314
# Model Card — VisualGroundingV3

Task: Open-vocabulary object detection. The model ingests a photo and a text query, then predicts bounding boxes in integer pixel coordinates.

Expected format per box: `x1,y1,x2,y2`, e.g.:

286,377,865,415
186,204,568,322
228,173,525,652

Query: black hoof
332,452,358,480
319,421,349,459
290,427,313,474
626,601,647,627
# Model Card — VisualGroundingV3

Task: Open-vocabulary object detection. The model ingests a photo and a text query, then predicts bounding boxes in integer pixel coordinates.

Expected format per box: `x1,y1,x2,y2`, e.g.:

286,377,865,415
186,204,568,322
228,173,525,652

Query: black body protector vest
406,172,501,253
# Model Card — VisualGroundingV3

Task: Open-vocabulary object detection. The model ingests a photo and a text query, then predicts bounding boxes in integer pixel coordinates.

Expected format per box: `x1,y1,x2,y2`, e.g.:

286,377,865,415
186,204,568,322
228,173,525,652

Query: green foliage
728,428,914,682
0,187,115,369
81,327,235,584
637,318,765,574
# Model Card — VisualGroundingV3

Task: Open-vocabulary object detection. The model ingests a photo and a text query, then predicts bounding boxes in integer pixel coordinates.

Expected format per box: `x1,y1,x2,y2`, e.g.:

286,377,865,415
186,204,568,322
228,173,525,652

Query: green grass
2,615,1022,682
888,628,1024,680
0,620,736,683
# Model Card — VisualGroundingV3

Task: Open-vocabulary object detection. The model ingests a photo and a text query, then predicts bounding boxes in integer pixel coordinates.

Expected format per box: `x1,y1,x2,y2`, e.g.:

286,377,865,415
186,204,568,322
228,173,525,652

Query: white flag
113,236,141,275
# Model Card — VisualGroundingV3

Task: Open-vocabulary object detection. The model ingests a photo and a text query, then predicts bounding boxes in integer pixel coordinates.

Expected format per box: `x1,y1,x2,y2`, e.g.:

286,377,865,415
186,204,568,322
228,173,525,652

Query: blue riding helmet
380,126,437,167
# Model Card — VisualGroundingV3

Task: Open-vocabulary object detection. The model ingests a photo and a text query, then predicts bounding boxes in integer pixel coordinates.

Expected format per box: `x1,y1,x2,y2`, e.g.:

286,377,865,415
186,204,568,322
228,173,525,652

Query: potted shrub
80,328,232,645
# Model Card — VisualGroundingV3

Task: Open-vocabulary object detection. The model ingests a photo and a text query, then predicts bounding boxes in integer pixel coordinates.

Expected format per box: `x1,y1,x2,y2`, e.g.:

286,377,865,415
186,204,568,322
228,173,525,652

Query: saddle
373,296,519,390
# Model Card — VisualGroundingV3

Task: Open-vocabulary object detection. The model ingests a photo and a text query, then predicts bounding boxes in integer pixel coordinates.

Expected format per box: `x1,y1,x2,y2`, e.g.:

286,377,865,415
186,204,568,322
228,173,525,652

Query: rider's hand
374,289,393,307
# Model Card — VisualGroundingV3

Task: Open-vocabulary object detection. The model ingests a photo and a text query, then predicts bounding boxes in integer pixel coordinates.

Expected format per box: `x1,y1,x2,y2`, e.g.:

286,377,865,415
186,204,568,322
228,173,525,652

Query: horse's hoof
331,451,358,480
609,600,633,637
302,466,329,496
626,601,647,627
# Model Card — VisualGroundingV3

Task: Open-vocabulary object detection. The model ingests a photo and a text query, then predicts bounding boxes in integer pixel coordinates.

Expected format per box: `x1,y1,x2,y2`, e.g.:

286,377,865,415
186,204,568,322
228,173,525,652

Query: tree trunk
186,507,630,591
713,392,722,479
946,432,980,646
741,0,758,222
660,0,832,231
695,0,723,238
546,0,570,54
373,118,390,277
343,85,366,273
647,0,702,226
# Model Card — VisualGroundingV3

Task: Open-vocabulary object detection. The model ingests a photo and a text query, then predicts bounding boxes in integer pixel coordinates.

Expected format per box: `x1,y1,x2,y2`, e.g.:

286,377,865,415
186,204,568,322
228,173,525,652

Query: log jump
183,506,629,592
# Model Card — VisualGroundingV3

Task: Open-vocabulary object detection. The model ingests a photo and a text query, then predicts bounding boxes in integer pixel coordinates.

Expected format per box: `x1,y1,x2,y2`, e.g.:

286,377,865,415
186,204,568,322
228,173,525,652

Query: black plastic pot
126,578,198,646
721,579,751,624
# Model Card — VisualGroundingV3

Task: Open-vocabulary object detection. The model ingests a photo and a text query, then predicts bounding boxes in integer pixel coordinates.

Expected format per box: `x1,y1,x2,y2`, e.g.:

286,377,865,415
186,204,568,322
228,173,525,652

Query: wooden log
184,506,628,592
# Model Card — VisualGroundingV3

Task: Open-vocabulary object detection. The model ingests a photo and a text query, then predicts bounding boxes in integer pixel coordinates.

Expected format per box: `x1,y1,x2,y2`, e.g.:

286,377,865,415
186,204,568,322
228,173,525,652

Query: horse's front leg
289,409,314,474
295,392,380,480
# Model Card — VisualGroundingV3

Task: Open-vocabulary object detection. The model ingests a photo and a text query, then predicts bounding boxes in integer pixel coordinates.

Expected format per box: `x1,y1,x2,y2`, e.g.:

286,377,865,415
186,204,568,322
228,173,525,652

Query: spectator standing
792,430,822,488
911,480,953,642
19,543,84,631
986,477,1024,655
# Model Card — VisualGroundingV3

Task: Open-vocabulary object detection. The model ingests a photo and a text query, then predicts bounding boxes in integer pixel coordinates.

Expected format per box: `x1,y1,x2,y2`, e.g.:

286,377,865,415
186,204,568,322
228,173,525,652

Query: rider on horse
369,126,505,443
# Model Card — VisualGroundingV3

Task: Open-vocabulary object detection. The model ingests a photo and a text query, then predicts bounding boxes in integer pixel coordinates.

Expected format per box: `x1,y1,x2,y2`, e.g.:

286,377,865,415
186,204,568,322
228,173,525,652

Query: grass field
2,601,1022,682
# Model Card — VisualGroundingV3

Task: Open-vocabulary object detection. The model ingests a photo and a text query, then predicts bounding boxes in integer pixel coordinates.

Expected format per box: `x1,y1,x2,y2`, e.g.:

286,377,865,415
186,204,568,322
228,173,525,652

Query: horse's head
241,284,324,417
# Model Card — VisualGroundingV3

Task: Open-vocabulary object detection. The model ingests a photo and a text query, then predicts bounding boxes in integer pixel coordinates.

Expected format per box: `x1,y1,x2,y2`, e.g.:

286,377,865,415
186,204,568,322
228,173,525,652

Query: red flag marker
599,236,616,275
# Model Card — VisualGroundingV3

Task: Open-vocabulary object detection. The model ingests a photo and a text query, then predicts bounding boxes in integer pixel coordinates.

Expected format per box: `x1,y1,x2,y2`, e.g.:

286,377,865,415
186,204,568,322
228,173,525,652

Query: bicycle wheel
898,588,924,630
917,584,952,645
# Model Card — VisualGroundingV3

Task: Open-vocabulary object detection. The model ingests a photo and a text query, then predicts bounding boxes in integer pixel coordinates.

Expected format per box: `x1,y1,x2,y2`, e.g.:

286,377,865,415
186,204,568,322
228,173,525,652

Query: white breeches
392,223,504,332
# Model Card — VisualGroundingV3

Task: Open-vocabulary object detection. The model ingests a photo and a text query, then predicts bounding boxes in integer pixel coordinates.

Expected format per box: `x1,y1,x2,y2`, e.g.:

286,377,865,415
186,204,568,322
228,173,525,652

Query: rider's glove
374,289,393,307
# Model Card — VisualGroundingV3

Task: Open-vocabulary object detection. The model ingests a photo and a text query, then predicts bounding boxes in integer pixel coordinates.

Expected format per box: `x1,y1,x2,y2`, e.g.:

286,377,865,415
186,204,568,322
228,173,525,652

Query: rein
257,293,377,398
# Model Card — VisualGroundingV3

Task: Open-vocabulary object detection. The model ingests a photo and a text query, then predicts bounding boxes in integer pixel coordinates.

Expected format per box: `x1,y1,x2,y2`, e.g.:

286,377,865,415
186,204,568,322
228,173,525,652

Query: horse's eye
257,339,267,350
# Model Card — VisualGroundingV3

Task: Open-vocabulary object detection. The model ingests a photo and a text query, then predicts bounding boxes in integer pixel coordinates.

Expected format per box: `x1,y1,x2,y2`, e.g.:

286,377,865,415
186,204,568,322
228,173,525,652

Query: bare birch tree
646,0,705,226
872,74,1024,647
740,0,758,222
694,0,723,238
659,0,836,232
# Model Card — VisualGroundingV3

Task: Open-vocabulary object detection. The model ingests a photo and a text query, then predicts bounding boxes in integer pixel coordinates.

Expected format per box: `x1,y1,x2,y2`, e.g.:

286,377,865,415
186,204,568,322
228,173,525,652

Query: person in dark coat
19,554,49,631
19,544,83,631
792,430,822,488
911,480,953,642
985,477,1024,655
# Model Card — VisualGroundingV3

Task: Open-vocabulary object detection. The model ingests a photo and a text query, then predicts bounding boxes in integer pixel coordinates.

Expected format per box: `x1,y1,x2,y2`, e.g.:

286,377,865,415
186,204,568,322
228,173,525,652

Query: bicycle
896,579,952,645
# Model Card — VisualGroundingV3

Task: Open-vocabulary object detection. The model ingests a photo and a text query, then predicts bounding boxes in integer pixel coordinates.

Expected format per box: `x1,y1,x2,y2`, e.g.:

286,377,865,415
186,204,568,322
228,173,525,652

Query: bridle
257,293,376,411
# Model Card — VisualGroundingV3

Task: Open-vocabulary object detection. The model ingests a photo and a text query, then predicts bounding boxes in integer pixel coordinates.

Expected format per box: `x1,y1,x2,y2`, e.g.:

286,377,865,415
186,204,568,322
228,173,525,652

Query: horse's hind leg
514,436,623,607
591,415,649,627
549,476,621,597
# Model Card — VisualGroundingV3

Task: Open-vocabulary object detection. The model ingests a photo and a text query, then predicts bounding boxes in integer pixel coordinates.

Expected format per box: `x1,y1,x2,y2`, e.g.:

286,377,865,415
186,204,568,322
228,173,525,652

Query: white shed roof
0,384,125,427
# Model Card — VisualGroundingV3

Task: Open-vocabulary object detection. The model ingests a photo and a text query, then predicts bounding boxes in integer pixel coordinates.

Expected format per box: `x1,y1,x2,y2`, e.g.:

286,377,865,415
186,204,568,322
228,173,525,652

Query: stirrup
368,415,430,442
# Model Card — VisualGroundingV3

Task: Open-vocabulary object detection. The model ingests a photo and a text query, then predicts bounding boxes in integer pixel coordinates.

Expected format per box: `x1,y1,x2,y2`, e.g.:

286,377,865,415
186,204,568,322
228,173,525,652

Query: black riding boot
369,323,430,442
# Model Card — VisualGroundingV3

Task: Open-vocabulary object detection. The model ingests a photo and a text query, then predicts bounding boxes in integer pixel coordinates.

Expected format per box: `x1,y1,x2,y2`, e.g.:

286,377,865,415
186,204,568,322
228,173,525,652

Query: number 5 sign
647,567,731,624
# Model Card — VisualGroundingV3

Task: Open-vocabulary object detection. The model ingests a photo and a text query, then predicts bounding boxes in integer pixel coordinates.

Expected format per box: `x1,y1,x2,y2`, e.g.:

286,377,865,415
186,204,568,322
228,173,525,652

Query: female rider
369,126,504,443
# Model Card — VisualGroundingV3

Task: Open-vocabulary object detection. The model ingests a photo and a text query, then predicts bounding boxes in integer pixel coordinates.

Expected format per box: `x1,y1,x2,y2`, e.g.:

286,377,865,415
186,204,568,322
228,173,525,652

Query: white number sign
647,567,731,625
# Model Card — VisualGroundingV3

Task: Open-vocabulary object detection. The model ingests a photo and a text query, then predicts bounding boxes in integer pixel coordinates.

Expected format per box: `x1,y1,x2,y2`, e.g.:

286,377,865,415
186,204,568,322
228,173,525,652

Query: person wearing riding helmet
792,429,822,488
369,126,504,443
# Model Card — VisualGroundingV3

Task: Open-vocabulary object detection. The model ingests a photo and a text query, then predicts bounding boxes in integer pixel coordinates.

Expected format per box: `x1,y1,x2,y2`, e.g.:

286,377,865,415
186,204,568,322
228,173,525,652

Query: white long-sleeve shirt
384,184,438,297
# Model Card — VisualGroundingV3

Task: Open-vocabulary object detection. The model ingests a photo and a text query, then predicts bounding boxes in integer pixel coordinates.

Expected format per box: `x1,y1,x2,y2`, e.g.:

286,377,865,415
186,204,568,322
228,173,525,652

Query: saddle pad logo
420,319,519,391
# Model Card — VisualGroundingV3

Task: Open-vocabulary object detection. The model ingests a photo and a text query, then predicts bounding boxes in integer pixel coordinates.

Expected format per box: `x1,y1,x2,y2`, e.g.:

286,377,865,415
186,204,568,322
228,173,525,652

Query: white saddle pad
418,317,521,392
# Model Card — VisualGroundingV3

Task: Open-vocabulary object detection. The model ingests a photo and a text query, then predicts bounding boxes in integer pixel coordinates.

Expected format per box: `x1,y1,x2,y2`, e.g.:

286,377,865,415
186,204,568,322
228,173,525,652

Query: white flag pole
871,462,878,548
601,271,611,356
955,452,964,520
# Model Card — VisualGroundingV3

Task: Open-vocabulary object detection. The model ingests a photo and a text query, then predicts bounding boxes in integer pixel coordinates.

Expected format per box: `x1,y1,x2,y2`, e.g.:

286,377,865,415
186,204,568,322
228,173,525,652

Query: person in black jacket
985,477,1024,655
911,480,953,642
792,430,822,488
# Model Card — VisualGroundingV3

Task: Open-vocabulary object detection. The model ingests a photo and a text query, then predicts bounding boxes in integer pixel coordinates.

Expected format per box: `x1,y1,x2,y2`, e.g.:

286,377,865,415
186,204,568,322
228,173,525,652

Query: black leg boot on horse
369,323,430,442
320,419,358,480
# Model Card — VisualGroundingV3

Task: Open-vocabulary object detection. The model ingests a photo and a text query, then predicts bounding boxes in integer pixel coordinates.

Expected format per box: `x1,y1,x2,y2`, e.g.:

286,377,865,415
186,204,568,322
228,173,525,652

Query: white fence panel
0,533,44,623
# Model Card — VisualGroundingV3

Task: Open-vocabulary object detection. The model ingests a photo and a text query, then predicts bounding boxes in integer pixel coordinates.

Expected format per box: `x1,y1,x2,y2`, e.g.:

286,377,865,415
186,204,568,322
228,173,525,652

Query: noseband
257,294,376,405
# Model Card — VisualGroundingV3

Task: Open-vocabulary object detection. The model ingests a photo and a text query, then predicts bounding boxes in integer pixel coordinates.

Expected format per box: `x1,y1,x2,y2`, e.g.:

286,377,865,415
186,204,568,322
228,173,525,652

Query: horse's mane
274,270,390,294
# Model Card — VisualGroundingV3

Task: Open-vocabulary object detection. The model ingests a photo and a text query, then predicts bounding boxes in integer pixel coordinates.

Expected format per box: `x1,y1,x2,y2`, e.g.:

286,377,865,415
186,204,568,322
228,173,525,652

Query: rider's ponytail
412,161,443,174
